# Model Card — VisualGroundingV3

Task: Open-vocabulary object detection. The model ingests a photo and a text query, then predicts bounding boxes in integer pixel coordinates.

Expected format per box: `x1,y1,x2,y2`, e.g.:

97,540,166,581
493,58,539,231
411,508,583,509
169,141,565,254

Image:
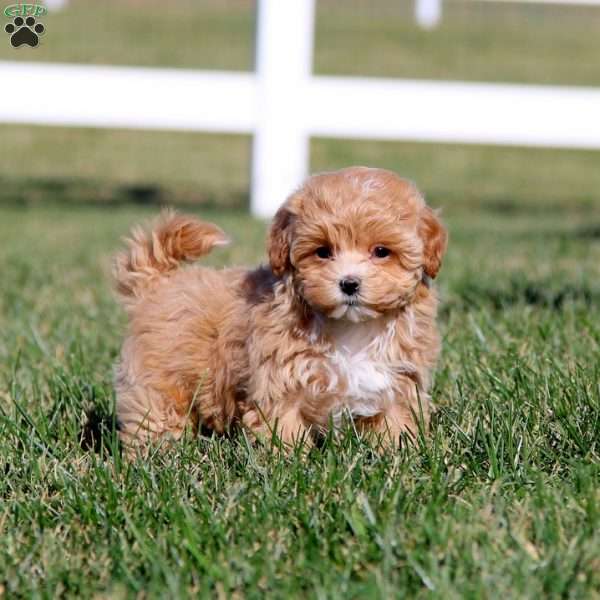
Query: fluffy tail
114,210,229,305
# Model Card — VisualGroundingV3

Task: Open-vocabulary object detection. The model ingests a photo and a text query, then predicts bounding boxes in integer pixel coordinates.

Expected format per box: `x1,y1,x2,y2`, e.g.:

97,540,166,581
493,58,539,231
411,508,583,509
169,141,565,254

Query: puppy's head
268,166,447,322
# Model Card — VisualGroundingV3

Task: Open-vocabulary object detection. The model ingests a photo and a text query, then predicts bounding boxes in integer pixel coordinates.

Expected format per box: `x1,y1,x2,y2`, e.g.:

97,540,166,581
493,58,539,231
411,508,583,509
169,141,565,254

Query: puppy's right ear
268,207,294,277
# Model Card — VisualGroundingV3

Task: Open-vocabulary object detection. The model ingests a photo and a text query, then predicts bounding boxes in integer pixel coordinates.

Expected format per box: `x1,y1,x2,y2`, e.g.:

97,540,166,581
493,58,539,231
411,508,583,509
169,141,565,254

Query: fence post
415,0,442,29
44,0,69,10
251,0,315,218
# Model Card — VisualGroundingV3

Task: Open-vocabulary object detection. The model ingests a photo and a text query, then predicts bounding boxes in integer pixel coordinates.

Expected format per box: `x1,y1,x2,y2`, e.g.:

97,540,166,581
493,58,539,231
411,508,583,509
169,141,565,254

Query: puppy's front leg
368,385,430,446
375,404,419,445
273,403,312,446
244,351,337,448
242,402,311,448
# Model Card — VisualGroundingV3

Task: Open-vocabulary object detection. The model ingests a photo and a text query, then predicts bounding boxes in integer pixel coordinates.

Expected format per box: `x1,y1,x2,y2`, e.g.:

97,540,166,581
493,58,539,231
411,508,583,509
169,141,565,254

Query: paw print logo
5,16,45,47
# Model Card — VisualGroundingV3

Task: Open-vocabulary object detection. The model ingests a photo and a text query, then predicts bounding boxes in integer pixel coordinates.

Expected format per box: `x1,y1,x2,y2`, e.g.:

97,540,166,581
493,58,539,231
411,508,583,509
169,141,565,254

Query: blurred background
1,0,600,213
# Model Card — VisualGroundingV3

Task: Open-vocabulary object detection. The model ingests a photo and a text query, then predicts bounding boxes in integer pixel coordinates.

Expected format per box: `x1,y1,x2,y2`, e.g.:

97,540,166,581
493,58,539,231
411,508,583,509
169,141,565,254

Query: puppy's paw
242,407,313,454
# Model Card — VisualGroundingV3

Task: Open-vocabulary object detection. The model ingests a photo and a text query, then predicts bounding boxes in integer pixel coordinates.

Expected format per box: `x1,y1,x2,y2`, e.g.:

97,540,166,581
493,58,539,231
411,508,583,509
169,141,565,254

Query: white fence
416,0,600,28
1,0,599,217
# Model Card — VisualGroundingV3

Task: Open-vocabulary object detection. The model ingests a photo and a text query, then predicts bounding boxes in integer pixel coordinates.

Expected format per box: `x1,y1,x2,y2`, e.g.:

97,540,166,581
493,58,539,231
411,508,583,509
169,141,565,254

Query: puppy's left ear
268,207,295,277
418,206,448,279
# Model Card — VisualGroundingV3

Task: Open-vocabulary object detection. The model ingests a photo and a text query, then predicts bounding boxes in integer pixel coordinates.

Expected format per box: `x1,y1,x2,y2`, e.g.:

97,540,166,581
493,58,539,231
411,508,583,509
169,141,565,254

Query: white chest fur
325,315,400,423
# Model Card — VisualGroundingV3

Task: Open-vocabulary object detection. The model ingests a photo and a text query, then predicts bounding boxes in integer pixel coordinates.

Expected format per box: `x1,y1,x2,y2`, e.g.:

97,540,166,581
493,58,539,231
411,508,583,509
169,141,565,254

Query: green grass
0,197,599,598
315,1,600,85
0,0,256,71
1,0,600,597
2,0,600,208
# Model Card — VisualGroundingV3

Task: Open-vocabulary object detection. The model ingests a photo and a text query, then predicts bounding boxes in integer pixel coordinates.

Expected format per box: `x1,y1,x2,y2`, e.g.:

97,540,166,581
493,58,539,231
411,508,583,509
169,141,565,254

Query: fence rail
416,0,600,28
1,0,599,217
2,61,598,147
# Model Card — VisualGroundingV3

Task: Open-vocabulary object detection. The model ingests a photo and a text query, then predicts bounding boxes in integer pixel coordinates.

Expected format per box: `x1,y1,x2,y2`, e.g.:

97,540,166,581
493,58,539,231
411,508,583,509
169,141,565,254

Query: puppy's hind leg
116,382,192,458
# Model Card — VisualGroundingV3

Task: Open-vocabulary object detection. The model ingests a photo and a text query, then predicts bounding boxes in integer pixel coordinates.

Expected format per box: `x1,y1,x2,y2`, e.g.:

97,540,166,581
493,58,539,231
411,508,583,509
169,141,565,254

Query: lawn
1,192,599,598
1,0,600,598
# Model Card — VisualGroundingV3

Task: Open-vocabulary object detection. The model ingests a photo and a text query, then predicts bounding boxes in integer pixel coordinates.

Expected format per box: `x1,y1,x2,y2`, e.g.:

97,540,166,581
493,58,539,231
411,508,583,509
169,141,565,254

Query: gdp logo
4,3,46,47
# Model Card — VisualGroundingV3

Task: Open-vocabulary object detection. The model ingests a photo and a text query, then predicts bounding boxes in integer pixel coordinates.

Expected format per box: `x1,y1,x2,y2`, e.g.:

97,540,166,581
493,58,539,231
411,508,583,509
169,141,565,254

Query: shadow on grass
441,192,597,215
81,408,120,455
0,176,249,211
80,409,235,456
445,277,598,314
572,224,600,240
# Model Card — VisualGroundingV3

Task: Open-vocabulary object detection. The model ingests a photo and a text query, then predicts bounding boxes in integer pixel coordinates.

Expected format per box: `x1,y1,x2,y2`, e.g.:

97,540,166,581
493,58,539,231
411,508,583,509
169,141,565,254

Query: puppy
113,166,447,451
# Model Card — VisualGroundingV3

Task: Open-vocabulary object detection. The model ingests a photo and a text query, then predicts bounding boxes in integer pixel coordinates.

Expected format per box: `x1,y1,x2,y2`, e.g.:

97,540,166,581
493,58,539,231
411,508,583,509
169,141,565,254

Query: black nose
339,277,360,296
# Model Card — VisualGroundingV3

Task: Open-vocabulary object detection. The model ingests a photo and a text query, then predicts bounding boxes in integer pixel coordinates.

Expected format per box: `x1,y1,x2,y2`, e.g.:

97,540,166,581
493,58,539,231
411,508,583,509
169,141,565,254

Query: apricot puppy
114,167,447,450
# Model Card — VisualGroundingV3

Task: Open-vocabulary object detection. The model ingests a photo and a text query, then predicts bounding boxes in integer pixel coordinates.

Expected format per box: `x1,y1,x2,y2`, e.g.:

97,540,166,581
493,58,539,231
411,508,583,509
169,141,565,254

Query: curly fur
113,167,447,451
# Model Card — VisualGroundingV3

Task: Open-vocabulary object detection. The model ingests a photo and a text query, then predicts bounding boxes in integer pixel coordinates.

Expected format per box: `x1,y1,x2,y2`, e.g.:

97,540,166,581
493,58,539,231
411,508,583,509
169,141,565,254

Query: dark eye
315,246,332,259
373,246,391,259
